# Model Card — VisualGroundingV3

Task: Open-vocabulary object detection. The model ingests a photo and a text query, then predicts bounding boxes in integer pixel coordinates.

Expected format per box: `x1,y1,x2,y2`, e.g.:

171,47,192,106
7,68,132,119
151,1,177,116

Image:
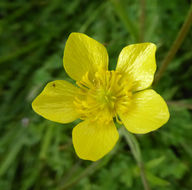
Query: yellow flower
32,33,170,161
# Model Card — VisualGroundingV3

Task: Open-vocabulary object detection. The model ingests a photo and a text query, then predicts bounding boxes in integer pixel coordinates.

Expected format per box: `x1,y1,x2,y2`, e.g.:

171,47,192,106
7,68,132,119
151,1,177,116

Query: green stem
167,100,192,110
139,0,146,42
122,128,150,190
153,4,192,85
139,162,151,190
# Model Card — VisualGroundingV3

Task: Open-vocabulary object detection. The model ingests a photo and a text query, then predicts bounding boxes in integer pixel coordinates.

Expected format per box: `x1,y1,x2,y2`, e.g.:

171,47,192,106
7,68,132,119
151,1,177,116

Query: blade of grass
110,0,139,42
0,131,25,176
79,2,107,33
39,125,54,160
0,39,47,64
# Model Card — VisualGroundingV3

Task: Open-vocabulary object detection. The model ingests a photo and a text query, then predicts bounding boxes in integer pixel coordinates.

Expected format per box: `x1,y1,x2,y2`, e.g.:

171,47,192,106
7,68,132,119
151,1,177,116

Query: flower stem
138,162,151,190
122,128,150,190
153,4,192,85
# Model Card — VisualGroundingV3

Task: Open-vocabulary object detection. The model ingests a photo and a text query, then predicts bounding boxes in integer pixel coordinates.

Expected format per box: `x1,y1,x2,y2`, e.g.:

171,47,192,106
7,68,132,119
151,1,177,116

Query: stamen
74,70,133,123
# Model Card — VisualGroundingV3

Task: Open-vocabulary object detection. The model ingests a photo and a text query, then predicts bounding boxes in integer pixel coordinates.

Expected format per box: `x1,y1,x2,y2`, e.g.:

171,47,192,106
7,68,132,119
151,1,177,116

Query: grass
0,0,192,189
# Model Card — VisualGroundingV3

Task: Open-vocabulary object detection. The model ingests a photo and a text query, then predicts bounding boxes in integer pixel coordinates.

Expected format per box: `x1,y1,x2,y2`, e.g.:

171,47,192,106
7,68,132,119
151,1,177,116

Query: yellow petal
32,80,79,123
72,120,119,161
116,43,156,91
118,90,170,134
63,32,108,81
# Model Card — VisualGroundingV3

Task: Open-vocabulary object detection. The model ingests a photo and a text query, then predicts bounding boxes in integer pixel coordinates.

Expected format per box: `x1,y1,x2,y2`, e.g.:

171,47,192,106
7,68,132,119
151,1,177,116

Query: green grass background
0,0,192,189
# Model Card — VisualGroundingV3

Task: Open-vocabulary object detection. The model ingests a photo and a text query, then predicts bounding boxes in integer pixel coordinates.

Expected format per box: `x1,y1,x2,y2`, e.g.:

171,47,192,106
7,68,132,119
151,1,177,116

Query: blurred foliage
0,0,192,189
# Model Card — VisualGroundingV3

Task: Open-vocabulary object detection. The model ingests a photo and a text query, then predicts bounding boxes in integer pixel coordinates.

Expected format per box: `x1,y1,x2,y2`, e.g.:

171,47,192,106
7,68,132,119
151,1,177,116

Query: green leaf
146,156,165,169
146,171,170,186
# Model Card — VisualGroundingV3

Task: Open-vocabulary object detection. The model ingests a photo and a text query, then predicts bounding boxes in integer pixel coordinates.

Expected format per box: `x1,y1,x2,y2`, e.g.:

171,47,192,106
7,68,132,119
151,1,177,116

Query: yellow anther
74,70,133,122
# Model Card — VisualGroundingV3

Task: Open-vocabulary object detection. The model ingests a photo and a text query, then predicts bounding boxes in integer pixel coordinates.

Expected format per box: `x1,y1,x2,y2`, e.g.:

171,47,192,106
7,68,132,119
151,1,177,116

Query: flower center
74,69,133,123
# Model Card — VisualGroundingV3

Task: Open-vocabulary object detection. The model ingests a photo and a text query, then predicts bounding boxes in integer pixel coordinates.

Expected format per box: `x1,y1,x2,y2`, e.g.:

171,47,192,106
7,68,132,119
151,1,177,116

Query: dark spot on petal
52,83,56,87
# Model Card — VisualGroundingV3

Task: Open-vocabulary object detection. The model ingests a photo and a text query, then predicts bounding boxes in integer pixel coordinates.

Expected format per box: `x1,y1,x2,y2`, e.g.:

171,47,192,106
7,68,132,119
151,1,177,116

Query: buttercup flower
32,33,170,161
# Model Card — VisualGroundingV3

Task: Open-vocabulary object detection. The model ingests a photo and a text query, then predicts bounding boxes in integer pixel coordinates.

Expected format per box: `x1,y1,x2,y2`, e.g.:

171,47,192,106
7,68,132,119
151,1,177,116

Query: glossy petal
118,90,169,134
32,80,79,123
72,120,119,161
63,32,108,81
116,43,156,91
